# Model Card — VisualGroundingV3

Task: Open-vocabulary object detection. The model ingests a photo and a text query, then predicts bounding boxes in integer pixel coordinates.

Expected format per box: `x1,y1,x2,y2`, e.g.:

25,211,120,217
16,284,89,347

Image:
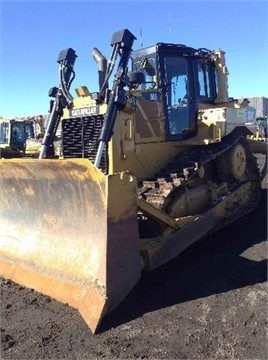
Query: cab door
160,54,197,141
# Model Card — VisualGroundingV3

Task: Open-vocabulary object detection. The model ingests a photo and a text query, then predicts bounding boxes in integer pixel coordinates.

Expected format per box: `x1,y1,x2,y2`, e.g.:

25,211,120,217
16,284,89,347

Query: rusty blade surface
0,158,141,333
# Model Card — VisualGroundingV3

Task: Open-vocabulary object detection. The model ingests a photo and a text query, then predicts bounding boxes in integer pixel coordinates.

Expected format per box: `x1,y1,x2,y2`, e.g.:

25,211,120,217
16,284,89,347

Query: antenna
168,11,172,42
140,27,143,48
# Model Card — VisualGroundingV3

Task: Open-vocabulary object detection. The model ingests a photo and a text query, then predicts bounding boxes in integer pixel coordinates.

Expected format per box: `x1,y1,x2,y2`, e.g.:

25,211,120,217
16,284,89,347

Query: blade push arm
94,29,136,168
39,48,77,159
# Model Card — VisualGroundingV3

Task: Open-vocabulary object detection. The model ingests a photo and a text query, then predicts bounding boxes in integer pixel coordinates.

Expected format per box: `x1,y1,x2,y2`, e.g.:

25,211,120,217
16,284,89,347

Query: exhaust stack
93,48,108,93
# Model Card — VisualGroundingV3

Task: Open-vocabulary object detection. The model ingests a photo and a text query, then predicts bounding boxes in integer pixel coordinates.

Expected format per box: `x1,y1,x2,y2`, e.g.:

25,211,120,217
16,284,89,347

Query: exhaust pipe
92,48,107,92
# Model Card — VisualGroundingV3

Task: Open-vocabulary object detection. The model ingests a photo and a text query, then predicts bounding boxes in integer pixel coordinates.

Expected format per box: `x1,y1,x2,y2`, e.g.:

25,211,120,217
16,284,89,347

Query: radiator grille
62,115,106,171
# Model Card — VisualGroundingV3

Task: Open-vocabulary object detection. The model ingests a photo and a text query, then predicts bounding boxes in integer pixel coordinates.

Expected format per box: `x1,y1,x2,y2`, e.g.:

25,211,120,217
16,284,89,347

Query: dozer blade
0,158,141,333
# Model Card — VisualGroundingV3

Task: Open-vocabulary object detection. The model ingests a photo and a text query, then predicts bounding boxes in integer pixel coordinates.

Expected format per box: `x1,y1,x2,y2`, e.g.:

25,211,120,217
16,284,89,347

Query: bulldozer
0,29,267,334
0,118,36,158
0,116,46,158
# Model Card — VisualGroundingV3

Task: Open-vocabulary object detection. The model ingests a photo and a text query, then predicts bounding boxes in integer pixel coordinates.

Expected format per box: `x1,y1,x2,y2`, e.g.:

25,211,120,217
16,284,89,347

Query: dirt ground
1,156,267,360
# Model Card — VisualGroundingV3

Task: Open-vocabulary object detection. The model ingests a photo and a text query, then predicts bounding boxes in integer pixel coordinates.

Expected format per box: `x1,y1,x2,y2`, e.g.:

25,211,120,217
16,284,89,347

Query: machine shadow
100,188,267,332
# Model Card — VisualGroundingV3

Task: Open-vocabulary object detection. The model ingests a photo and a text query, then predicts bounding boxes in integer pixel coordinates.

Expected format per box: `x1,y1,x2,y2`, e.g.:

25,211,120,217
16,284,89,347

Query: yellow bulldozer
0,116,46,158
0,118,37,158
0,29,267,334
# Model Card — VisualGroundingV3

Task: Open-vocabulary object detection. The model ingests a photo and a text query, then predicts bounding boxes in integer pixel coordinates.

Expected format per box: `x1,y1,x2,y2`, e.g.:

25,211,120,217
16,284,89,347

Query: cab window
164,56,189,136
132,54,157,89
0,123,9,144
197,61,217,101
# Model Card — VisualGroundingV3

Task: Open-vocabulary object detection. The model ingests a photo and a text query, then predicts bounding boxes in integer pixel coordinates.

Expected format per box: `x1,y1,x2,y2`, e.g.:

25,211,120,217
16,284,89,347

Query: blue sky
0,0,267,118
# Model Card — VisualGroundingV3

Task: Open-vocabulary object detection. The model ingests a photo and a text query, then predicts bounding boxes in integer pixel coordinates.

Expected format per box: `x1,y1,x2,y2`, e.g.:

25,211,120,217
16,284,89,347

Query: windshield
11,122,30,150
132,52,157,89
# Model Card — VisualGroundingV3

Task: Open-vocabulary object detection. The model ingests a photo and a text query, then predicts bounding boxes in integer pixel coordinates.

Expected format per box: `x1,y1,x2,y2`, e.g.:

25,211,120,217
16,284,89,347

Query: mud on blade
0,158,141,333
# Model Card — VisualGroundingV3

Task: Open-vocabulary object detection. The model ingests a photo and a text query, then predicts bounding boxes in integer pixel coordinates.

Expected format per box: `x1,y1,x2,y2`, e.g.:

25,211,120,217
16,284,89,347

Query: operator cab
11,121,35,151
0,120,34,150
131,44,218,141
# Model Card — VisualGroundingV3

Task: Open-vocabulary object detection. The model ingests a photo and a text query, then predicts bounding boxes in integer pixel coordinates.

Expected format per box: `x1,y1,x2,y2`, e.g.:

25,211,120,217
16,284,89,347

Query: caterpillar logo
69,106,99,117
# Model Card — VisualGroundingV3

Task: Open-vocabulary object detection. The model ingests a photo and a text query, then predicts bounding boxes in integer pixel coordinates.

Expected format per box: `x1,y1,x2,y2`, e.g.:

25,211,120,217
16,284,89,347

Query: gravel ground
1,155,267,360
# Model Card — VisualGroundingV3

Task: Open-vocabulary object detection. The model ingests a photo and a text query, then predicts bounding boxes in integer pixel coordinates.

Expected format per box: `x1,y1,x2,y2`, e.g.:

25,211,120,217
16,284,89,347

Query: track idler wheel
217,141,247,181
229,143,247,179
